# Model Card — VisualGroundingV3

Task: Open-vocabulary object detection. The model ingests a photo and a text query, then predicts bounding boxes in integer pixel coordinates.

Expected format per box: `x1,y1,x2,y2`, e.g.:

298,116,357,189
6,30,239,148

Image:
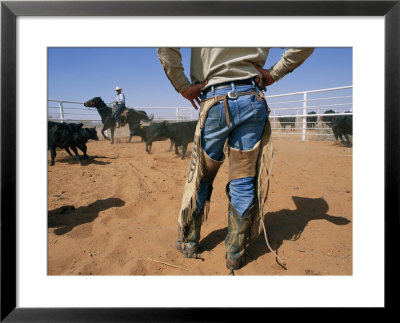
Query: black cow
66,123,99,160
130,121,174,153
331,114,352,145
48,121,81,166
306,111,318,129
157,120,197,159
278,116,296,130
320,109,337,126
48,121,99,165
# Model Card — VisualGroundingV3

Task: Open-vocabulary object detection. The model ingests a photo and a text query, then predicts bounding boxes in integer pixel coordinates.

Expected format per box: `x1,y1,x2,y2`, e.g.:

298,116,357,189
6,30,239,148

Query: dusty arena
48,125,352,276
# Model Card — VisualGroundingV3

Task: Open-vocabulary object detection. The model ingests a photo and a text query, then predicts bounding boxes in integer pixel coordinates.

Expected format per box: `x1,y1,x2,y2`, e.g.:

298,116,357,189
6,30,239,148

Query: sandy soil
48,127,352,276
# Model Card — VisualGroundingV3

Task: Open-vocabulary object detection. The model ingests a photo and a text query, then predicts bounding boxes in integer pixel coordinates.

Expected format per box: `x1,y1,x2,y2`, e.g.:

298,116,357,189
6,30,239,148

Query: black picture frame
1,0,398,321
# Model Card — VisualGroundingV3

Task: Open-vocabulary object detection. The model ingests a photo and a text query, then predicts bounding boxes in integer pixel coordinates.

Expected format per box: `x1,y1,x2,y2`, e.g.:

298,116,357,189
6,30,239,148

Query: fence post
271,109,275,129
58,101,65,122
302,92,308,141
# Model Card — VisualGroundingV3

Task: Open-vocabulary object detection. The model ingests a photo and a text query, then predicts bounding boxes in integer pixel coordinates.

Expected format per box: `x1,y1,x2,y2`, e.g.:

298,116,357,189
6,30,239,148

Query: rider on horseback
113,86,126,128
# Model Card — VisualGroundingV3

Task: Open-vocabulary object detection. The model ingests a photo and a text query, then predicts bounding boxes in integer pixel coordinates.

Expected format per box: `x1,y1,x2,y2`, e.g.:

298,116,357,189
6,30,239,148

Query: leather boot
175,208,203,258
225,203,254,271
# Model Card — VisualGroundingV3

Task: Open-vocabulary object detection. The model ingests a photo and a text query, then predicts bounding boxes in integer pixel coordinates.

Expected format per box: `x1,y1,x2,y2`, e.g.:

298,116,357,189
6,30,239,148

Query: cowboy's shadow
245,196,351,265
199,227,227,253
199,196,351,261
48,197,125,235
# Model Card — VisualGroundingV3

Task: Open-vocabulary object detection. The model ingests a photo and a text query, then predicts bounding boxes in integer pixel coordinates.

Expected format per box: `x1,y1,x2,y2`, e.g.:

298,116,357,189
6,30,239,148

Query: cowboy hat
114,86,122,91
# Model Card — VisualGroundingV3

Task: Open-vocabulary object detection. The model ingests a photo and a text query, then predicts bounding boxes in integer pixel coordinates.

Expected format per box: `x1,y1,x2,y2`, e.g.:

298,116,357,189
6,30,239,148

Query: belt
202,78,256,95
216,90,261,129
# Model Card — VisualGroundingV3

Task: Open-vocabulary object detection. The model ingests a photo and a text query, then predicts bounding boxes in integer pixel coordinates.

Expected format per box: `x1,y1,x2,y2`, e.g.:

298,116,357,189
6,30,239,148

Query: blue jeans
196,82,268,217
114,103,126,126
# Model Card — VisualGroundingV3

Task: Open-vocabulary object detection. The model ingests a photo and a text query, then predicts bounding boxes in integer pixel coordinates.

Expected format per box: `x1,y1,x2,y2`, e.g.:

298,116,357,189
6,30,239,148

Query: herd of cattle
277,109,353,144
48,108,352,166
47,119,197,165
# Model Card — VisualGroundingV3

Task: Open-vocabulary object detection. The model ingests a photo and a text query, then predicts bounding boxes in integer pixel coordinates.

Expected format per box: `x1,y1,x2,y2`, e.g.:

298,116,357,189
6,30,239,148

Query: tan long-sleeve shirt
157,47,314,93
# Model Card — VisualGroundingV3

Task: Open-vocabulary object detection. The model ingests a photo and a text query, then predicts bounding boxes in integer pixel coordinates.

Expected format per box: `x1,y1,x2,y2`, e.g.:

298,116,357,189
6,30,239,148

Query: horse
83,97,153,144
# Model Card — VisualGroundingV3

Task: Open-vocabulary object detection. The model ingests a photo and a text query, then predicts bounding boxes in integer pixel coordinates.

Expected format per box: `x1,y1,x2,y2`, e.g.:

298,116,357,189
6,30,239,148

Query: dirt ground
47,127,352,276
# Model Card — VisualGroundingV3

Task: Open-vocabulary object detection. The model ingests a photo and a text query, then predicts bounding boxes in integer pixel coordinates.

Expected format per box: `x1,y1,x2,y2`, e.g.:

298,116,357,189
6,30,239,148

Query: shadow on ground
199,196,351,266
48,197,125,235
53,155,112,166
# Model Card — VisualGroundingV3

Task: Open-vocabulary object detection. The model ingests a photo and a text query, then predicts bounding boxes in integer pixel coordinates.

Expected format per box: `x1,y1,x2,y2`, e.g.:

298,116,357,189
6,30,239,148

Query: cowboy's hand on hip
181,81,208,110
253,64,276,87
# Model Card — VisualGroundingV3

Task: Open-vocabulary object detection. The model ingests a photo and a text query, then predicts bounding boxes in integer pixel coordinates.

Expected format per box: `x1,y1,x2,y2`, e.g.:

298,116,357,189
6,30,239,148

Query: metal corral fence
48,85,352,141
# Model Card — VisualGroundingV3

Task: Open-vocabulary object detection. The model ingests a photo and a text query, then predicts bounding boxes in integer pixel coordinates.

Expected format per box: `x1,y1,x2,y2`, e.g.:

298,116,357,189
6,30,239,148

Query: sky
48,47,352,121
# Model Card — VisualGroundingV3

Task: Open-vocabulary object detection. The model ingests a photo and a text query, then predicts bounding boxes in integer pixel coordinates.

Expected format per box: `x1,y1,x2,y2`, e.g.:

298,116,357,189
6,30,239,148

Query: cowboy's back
157,47,314,274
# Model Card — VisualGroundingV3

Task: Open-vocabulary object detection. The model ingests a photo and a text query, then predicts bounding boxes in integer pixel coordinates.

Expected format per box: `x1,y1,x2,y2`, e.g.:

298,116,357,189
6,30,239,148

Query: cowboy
114,86,126,127
158,47,314,273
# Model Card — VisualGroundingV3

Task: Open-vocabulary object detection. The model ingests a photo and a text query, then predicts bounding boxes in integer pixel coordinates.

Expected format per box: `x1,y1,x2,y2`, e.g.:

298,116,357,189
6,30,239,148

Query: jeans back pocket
250,95,268,122
205,102,223,130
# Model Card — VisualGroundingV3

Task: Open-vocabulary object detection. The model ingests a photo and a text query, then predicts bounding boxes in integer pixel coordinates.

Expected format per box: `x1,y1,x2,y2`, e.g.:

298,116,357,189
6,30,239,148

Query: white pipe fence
48,85,352,141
